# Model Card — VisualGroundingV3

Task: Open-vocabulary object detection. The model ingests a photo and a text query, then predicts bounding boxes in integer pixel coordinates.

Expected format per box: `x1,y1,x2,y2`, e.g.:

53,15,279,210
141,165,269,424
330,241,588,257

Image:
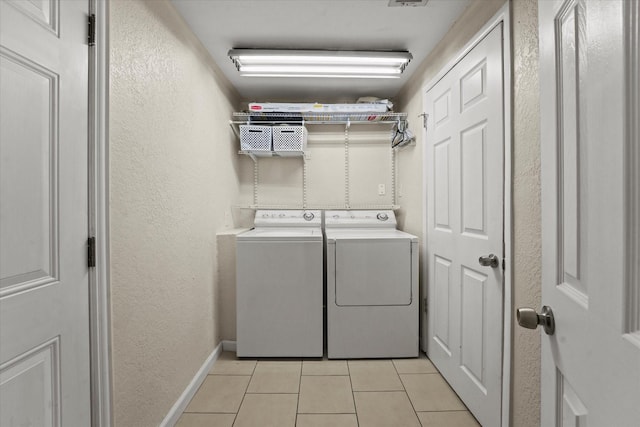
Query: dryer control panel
324,210,397,228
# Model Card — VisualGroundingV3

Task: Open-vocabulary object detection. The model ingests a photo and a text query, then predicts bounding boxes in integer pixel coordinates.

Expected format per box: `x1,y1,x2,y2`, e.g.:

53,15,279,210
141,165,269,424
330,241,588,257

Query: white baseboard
222,340,236,352
160,342,224,427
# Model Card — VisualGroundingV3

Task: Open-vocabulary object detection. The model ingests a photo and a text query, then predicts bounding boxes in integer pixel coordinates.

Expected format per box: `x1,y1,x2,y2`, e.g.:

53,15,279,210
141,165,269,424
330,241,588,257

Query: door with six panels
424,24,505,426
0,0,91,425
539,0,640,424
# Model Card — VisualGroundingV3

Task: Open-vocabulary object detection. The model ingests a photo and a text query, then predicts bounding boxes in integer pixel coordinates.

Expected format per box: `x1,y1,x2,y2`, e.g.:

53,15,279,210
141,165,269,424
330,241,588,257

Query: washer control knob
377,212,389,221
303,212,315,221
279,213,286,218
332,215,339,219
262,213,269,218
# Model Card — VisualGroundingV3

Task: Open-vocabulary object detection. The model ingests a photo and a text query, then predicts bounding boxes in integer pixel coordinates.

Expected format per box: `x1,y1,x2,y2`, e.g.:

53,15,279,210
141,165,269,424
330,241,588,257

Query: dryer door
335,239,412,306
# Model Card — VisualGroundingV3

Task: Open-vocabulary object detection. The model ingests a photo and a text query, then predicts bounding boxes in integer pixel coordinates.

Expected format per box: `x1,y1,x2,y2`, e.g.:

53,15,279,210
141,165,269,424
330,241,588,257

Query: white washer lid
325,228,417,242
238,227,323,242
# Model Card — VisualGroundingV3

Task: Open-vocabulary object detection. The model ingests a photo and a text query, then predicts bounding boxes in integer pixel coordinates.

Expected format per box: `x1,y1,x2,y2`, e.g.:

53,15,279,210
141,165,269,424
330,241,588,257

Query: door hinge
88,237,96,268
88,14,95,46
502,258,506,271
423,297,428,313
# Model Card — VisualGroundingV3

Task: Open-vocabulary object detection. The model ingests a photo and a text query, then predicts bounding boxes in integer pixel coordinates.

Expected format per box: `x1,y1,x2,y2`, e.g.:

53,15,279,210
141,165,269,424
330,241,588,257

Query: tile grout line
392,358,425,426
209,371,257,378
296,412,359,414
242,391,301,395
295,362,302,427
230,357,257,426
230,378,247,426
346,361,360,427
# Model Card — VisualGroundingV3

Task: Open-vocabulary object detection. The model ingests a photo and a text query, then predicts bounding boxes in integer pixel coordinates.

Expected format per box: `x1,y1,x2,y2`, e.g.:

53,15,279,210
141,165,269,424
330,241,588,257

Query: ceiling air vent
388,0,429,7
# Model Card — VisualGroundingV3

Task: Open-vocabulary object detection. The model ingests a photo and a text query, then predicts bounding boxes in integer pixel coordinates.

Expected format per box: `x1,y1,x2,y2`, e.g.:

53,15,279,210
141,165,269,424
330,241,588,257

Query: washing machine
325,210,419,359
236,210,323,357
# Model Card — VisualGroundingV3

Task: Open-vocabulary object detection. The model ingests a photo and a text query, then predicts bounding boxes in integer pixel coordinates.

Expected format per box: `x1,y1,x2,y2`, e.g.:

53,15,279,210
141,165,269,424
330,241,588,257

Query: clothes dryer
325,210,418,359
236,210,323,357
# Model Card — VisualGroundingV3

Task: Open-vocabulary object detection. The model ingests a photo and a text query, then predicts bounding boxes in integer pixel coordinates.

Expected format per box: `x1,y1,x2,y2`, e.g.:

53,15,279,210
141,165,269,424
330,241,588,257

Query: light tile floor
176,351,480,427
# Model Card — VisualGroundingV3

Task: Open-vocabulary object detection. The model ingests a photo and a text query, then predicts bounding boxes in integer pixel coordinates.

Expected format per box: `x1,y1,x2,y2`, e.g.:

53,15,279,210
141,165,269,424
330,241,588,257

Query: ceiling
171,0,471,102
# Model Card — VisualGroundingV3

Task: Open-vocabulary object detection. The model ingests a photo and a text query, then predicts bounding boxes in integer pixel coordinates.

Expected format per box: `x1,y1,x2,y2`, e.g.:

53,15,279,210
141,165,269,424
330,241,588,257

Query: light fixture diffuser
228,49,412,78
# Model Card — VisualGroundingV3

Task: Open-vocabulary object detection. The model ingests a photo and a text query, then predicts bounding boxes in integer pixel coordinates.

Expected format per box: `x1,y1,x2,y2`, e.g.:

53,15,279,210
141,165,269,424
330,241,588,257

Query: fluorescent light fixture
228,49,412,78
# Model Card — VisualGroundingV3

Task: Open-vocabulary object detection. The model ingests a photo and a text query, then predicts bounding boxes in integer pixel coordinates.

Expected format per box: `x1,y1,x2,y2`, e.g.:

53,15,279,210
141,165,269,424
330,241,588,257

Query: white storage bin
240,125,272,151
272,126,307,153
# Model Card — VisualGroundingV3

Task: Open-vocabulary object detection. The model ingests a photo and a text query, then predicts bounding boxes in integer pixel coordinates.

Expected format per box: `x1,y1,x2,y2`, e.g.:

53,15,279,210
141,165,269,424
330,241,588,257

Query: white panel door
425,24,504,427
0,0,91,425
538,0,640,425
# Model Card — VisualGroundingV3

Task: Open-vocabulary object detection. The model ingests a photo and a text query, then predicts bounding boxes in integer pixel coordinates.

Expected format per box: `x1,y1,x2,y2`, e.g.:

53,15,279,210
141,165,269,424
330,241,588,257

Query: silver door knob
478,254,499,268
516,306,555,335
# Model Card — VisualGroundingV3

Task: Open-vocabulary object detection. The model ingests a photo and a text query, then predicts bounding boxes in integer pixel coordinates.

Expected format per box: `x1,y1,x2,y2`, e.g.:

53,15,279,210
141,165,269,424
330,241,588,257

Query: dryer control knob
303,212,315,221
377,213,389,221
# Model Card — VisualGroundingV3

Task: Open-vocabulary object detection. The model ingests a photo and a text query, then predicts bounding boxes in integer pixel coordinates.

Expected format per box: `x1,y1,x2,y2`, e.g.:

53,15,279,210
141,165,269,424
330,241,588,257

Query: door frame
88,0,112,426
421,4,512,425
624,0,640,344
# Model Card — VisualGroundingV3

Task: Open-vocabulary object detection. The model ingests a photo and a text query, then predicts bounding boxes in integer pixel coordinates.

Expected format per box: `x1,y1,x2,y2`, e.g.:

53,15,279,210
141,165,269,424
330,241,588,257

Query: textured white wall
109,0,240,425
510,0,541,425
396,1,542,426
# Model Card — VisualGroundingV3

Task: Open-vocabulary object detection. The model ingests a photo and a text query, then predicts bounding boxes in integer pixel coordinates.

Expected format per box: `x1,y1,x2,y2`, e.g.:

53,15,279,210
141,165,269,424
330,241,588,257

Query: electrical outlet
378,184,386,196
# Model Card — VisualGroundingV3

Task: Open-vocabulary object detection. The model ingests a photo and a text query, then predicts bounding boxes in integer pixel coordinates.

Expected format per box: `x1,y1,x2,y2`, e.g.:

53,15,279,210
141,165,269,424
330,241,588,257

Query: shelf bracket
302,155,308,209
391,146,397,206
344,123,350,209
229,120,240,139
253,158,259,206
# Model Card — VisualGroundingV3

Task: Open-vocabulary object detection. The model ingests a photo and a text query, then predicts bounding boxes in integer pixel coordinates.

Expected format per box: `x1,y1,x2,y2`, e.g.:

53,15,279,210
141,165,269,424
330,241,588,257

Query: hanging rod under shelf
238,150,305,160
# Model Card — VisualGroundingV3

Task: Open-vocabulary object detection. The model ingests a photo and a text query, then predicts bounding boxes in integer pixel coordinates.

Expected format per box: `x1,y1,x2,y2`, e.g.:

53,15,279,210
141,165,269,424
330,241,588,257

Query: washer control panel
254,210,321,227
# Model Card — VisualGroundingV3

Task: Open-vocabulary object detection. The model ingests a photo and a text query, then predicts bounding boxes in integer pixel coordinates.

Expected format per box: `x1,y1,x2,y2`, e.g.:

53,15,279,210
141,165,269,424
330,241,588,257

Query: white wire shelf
234,204,401,210
238,150,304,159
231,110,407,210
231,111,407,126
